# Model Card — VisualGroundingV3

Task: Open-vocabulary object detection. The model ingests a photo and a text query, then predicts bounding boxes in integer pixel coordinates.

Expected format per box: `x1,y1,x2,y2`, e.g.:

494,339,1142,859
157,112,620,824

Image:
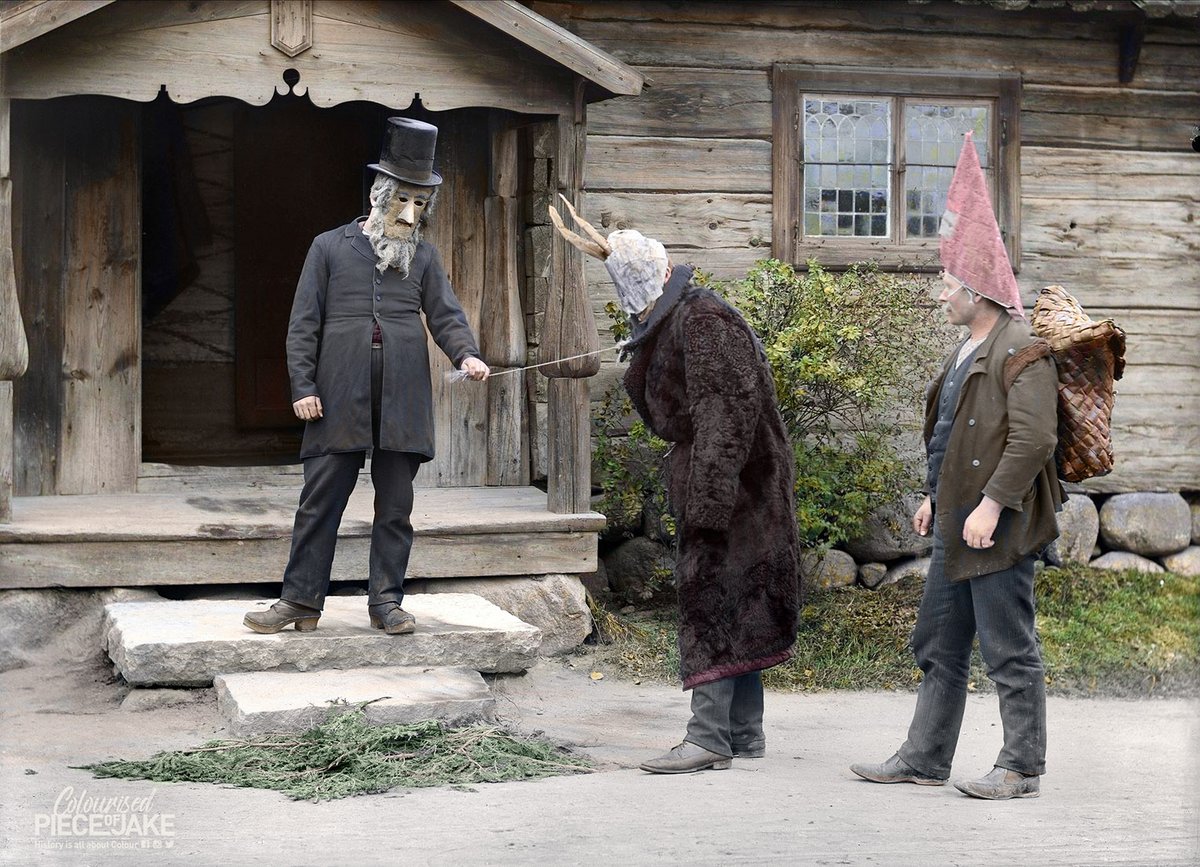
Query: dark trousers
898,532,1047,778
685,671,764,757
280,346,420,611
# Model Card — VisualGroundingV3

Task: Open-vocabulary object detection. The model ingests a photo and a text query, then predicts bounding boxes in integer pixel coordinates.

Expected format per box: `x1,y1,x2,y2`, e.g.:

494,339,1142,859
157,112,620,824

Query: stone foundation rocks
1054,495,1101,565
1161,546,1200,577
405,574,590,656
1090,551,1165,574
1099,493,1191,558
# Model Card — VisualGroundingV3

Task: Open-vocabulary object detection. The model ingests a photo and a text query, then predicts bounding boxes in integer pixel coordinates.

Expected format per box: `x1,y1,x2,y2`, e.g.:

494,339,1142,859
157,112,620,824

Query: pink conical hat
939,132,1024,319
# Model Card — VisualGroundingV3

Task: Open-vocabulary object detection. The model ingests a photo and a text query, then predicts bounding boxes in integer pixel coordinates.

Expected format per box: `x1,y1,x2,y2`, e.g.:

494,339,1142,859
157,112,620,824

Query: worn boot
954,766,1041,800
369,602,417,635
850,753,948,786
243,600,320,634
640,742,732,774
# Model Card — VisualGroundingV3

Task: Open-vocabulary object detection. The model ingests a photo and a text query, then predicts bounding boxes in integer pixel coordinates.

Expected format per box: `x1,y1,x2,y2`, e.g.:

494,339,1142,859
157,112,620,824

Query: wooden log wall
533,0,1200,494
10,97,141,496
0,95,30,521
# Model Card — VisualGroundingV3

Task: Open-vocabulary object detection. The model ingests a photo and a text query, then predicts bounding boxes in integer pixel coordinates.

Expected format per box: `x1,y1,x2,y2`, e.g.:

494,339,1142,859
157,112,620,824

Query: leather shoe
954,766,1040,800
243,600,320,634
640,742,732,774
850,753,947,786
369,603,416,635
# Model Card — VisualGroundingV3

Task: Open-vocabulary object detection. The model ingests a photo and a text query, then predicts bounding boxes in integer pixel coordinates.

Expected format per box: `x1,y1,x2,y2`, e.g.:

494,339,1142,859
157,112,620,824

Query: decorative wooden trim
0,0,114,54
270,0,312,58
450,0,643,96
772,64,1022,271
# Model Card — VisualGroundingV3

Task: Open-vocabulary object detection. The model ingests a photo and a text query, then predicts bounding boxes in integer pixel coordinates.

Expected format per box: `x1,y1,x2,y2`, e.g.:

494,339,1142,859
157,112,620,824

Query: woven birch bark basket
1030,285,1126,483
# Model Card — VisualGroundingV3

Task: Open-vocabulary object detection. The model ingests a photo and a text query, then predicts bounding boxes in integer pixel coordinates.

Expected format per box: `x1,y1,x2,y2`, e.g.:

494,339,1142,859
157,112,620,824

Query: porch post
0,96,31,522
543,82,600,514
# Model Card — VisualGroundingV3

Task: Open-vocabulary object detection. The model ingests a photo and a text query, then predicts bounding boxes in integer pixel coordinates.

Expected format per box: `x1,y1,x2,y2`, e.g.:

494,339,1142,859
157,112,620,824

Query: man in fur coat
550,199,800,773
244,117,488,637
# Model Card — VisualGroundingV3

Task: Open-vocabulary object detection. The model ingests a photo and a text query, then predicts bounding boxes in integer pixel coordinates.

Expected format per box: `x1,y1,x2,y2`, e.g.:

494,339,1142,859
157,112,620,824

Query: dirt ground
1,651,1197,866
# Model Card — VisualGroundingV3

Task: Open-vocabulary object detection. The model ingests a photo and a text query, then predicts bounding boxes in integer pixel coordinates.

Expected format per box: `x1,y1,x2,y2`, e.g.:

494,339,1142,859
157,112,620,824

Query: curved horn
549,201,610,261
557,194,611,256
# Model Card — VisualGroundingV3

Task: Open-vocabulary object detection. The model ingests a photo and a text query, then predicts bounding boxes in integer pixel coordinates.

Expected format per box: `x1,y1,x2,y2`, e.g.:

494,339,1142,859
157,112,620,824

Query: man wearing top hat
244,117,489,636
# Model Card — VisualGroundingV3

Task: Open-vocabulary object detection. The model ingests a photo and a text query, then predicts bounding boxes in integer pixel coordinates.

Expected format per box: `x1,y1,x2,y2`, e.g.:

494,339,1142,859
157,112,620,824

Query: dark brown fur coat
623,281,800,689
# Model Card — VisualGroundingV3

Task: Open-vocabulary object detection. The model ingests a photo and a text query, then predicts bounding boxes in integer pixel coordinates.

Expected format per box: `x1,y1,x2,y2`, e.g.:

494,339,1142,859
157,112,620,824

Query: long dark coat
623,279,801,690
287,221,479,461
924,314,1062,581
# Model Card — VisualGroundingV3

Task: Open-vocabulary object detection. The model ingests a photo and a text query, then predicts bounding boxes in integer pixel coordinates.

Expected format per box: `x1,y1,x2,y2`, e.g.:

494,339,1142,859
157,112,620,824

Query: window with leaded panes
773,67,1020,271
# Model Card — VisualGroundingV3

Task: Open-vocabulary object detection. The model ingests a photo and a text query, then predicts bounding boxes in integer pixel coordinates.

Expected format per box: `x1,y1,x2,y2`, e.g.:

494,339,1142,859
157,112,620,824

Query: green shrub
594,259,950,552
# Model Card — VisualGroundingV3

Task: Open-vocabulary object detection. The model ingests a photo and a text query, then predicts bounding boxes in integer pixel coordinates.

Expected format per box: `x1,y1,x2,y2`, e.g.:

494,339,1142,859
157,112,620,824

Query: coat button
968,418,976,426
1007,347,1016,355
972,459,980,467
376,294,382,301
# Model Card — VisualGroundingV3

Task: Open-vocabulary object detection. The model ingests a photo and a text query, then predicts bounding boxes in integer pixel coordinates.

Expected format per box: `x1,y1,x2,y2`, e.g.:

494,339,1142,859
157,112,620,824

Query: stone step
103,594,541,686
214,666,497,737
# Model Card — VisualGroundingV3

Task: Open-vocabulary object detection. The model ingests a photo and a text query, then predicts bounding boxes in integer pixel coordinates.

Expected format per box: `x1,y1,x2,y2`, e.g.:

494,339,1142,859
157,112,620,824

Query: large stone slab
103,594,541,686
214,666,496,736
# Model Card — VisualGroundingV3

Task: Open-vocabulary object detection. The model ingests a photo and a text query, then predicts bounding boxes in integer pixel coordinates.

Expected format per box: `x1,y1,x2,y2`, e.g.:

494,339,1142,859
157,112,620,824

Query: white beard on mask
363,208,420,276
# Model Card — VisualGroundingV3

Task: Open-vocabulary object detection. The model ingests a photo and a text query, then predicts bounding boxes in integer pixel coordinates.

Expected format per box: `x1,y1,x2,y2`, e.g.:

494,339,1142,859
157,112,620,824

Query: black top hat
368,117,442,187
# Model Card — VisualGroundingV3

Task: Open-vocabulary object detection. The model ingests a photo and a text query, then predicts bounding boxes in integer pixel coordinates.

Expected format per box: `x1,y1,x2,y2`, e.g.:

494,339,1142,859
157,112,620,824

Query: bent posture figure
552,198,801,773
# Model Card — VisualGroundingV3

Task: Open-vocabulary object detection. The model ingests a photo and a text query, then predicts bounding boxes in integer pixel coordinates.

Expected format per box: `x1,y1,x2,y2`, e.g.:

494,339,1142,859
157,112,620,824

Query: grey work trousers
685,670,765,757
281,346,421,611
897,531,1047,778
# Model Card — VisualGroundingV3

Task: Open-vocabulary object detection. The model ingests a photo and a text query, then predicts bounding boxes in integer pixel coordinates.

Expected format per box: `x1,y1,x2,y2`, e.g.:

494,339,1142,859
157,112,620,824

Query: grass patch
79,704,594,801
594,565,1200,696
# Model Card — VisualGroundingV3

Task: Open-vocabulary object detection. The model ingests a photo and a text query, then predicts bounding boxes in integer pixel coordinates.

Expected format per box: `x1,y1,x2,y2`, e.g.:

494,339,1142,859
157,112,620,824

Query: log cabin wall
11,96,141,496
532,0,1200,494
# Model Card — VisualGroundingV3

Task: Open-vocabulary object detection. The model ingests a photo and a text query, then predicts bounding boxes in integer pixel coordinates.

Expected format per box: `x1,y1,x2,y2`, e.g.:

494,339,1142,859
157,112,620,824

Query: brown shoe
243,600,320,634
850,753,948,786
954,766,1041,800
639,742,732,774
369,603,416,635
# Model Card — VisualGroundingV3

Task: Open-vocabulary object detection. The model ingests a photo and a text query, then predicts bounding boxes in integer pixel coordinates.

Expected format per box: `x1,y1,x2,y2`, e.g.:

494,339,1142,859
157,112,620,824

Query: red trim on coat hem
681,649,794,691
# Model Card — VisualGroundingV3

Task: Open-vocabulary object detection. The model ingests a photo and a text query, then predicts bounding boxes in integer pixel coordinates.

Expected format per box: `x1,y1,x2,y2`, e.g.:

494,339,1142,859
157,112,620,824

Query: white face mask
371,182,431,242
605,230,668,315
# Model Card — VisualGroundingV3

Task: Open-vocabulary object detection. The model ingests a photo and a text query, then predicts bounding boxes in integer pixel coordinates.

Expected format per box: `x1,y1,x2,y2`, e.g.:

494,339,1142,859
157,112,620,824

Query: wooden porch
0,465,604,590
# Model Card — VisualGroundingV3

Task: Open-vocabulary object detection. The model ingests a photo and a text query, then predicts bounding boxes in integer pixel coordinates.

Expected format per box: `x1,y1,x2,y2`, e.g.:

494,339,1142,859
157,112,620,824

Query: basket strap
1002,339,1053,393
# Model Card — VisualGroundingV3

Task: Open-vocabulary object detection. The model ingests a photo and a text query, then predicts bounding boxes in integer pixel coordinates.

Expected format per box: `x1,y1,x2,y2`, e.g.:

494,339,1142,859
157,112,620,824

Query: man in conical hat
551,197,801,773
851,133,1063,800
244,118,489,637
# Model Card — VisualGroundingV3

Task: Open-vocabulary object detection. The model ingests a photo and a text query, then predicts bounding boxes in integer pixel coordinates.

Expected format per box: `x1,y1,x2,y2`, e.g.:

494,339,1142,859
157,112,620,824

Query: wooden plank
450,0,643,96
532,0,1145,43
542,100,602,376
2,10,573,113
1022,145,1200,200
486,370,529,487
586,135,772,192
565,20,1199,91
546,377,591,513
41,0,264,37
0,0,114,53
0,531,598,588
1018,256,1200,311
57,102,140,494
588,68,771,138
0,136,29,380
10,99,65,496
1024,110,1200,151
1022,196,1198,262
1,484,604,540
1024,84,1200,121
582,191,771,253
0,383,11,523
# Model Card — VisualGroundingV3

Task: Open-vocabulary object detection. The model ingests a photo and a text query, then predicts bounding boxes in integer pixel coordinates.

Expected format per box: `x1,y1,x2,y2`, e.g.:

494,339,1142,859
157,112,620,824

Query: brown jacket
924,315,1063,581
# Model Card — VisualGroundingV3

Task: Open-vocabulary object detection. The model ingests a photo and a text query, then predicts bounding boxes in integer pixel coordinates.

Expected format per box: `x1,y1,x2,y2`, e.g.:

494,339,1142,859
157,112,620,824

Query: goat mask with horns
549,194,668,315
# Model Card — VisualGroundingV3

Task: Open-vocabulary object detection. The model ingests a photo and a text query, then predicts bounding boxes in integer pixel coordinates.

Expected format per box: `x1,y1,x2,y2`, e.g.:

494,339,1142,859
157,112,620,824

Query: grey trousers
280,346,421,611
685,670,764,757
897,532,1047,778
